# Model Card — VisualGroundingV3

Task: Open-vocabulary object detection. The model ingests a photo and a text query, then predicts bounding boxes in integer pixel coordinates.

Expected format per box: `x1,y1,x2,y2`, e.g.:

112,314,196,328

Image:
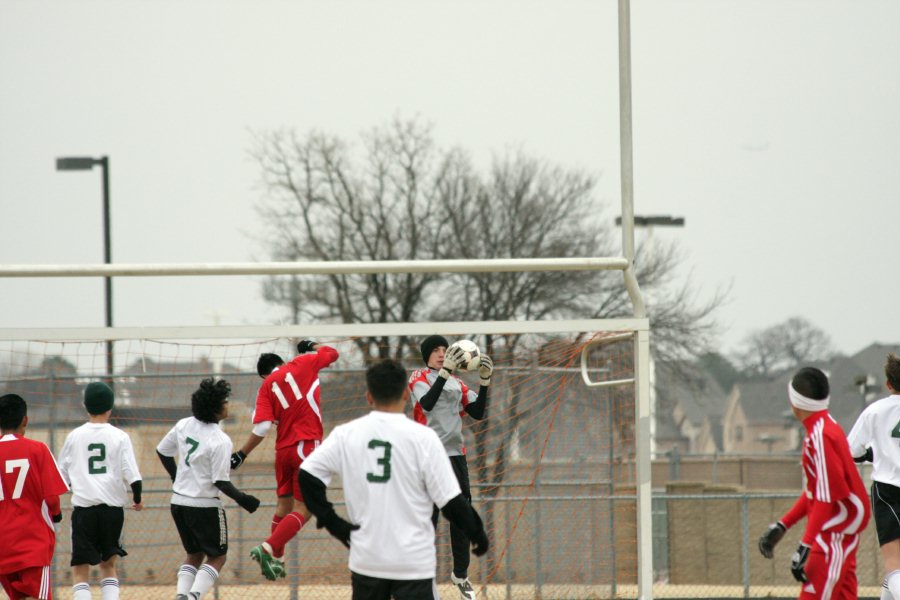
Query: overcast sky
1,0,898,358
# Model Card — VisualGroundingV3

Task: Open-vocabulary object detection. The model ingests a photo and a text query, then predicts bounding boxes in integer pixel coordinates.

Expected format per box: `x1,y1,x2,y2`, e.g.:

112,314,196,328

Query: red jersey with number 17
253,346,339,450
0,434,69,573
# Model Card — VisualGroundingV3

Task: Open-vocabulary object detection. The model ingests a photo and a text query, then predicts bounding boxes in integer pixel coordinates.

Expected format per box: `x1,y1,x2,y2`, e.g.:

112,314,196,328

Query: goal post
0,315,651,600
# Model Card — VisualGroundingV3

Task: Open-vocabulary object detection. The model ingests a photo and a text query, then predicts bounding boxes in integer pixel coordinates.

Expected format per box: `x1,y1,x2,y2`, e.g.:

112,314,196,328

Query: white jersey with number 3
847,394,900,486
156,417,233,508
301,411,461,580
58,422,142,508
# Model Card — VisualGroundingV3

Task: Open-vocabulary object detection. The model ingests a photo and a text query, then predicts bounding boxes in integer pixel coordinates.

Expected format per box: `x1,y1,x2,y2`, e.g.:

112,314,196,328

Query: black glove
469,506,489,556
52,513,63,524
230,450,246,470
854,447,874,463
237,493,260,514
318,513,360,549
790,543,811,582
297,340,316,354
758,521,786,559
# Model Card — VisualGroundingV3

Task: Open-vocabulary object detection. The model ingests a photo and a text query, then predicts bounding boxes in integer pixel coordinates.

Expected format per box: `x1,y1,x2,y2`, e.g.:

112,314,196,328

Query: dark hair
257,353,284,378
886,353,900,391
791,367,830,400
0,394,27,431
191,378,231,423
366,359,408,405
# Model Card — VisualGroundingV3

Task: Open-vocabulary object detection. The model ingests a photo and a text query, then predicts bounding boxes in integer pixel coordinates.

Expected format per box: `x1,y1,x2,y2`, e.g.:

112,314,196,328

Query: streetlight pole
56,156,114,383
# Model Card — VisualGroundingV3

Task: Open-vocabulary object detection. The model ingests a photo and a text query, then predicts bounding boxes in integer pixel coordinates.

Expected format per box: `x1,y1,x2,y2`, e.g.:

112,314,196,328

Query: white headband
788,382,829,412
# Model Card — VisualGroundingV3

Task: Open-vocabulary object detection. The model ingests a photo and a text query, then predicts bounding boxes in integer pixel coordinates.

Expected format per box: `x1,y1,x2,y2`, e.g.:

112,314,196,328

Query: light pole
55,156,113,383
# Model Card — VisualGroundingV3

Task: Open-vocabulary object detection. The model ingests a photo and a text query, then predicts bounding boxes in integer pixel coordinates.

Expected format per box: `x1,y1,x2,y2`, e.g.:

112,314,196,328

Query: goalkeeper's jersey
847,394,900,486
57,422,142,508
300,410,461,580
409,368,478,456
156,417,232,508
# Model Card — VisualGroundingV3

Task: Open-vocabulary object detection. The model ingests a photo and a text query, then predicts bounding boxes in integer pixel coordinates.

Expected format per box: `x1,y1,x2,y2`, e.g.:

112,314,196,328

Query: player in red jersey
232,340,340,580
0,393,69,600
757,367,870,600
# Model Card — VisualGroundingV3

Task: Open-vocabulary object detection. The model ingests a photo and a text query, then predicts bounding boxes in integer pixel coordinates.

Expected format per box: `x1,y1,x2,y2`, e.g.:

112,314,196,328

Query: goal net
0,325,643,600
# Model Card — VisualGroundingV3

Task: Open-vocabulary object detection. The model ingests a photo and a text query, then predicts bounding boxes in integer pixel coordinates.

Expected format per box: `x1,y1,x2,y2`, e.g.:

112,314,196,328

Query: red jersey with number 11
0,434,69,573
254,346,339,449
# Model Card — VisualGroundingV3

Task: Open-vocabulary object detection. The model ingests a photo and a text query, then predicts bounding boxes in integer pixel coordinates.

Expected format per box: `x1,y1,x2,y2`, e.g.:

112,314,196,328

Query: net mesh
0,331,637,599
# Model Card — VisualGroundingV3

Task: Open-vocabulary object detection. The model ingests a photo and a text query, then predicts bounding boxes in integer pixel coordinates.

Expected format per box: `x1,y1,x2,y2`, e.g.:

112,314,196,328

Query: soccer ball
448,339,481,371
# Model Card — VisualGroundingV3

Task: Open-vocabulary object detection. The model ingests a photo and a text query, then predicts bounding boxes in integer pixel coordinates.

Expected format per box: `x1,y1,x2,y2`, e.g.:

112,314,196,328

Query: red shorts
798,533,859,600
0,565,53,599
275,440,320,500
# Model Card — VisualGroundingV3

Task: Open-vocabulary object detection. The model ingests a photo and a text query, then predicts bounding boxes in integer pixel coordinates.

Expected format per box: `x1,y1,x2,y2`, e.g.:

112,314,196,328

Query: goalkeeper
757,367,869,599
408,335,493,600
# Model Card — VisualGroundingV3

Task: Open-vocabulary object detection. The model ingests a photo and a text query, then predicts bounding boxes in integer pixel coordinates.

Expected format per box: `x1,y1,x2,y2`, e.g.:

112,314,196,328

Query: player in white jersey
57,382,143,600
847,353,900,600
156,378,260,600
299,359,489,600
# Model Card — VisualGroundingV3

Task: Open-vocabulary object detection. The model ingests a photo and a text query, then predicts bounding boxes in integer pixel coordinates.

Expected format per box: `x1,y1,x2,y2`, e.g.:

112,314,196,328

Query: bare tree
733,316,836,378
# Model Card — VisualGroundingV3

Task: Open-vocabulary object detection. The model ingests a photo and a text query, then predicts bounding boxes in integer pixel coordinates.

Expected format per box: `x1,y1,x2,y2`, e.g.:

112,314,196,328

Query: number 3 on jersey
367,440,392,483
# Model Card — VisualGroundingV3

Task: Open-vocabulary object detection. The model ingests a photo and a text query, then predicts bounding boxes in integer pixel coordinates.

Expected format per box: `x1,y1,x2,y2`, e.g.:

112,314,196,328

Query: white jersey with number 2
847,394,900,486
58,422,142,508
301,411,461,580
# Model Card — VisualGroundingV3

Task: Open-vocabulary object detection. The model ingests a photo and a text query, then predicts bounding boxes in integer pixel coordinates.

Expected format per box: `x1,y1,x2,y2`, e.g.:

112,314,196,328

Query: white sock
887,570,900,600
73,582,91,600
882,577,893,600
100,577,120,600
188,564,219,599
177,564,198,595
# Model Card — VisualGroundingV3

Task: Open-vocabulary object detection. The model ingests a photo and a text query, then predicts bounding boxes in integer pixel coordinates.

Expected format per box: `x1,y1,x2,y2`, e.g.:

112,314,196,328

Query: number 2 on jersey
892,419,900,441
88,443,107,474
0,459,30,500
367,440,392,483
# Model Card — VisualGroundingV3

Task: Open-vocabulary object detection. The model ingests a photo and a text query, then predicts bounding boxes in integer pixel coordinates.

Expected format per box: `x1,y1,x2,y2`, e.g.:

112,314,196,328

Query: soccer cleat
450,573,477,600
250,544,286,581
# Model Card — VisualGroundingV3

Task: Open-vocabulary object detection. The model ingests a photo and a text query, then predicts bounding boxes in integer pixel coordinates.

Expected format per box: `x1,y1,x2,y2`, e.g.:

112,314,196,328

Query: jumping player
299,359,489,600
57,382,143,600
231,339,339,580
758,367,870,599
409,335,493,600
846,353,900,600
156,378,260,600
0,393,69,600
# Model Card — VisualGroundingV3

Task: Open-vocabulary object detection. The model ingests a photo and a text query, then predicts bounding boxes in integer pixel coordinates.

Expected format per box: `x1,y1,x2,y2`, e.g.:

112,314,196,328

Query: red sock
266,512,306,558
271,514,283,535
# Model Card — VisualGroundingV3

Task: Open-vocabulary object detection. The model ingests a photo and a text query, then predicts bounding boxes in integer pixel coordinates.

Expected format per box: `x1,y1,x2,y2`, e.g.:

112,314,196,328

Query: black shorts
170,504,228,558
70,505,127,566
871,481,900,545
351,571,436,600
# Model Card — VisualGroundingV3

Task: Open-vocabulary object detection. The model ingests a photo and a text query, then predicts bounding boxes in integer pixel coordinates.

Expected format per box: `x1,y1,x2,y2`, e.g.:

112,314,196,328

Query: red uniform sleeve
817,433,851,504
39,444,69,497
801,500,833,546
779,494,809,529
46,495,61,517
458,378,470,416
311,345,339,370
253,382,275,424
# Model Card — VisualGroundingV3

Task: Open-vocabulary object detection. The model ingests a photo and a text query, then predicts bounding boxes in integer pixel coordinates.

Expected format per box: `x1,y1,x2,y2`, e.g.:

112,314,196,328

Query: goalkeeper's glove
296,340,317,354
479,355,494,387
790,543,811,582
230,450,247,470
440,345,465,379
317,512,360,549
237,493,260,514
757,521,786,559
